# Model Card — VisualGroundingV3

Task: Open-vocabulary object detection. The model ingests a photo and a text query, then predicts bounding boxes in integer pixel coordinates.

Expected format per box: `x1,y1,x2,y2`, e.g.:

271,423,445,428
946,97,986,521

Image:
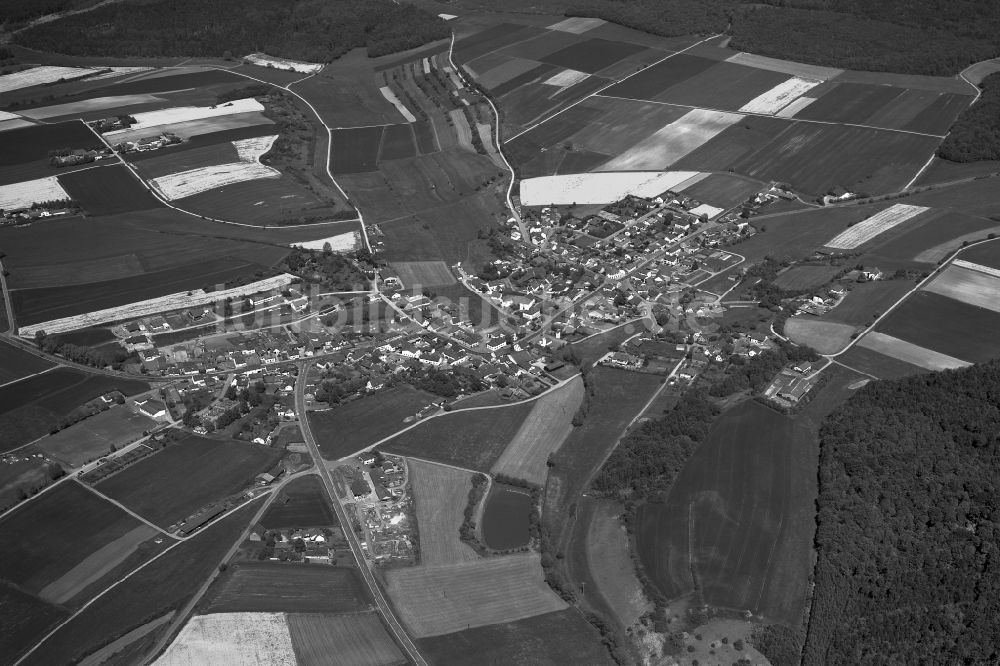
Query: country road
294,366,427,666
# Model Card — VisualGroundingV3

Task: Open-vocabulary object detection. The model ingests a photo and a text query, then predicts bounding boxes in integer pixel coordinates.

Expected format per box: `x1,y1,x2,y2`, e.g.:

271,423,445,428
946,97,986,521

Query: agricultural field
821,279,915,327
490,376,583,485
418,608,612,666
384,552,566,637
0,341,53,386
729,204,882,262
96,435,282,528
408,458,479,566
771,264,842,290
330,126,384,173
260,475,336,529
824,204,930,250
203,562,369,613
176,177,346,226
35,406,156,468
0,481,157,636
855,331,972,372
635,400,814,624
836,344,930,380
308,385,440,460
58,164,162,215
20,499,262,666
381,400,535,471
784,317,856,354
0,120,102,177
875,291,1000,364
953,241,1000,271
287,612,406,666
0,369,148,449
481,484,531,551
0,176,70,211
390,261,455,288
156,612,296,666
922,262,1000,313
519,170,700,206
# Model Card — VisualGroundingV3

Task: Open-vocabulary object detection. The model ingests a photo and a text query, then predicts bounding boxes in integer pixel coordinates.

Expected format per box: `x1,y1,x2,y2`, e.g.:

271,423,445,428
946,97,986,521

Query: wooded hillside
938,73,1000,163
805,361,1000,664
14,0,449,62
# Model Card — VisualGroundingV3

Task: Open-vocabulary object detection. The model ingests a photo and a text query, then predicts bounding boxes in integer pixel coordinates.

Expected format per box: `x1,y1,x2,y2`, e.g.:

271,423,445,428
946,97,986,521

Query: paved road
295,367,427,666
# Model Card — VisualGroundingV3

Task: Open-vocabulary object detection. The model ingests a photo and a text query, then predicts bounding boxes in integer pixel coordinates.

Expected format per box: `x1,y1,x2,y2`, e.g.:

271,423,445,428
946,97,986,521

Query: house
134,398,167,420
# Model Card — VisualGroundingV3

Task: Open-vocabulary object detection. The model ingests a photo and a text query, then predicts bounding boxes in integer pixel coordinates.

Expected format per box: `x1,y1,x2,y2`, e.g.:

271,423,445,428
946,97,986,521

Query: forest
15,0,449,61
565,0,998,75
938,73,1000,162
804,361,1000,664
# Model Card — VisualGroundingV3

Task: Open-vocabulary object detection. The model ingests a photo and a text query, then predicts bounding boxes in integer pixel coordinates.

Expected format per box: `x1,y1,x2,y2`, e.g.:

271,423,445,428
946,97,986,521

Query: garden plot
18,94,163,120
923,264,1000,313
739,77,821,115
597,109,742,171
520,170,699,205
154,612,296,666
0,66,99,93
0,176,70,211
725,53,843,81
292,231,361,252
105,98,264,135
379,86,416,123
857,331,972,371
150,135,279,200
245,53,323,74
542,69,590,89
825,204,929,249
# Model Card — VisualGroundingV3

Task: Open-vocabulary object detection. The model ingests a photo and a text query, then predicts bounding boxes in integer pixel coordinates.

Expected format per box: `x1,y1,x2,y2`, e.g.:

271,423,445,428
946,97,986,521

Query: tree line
16,0,450,62
938,73,1000,162
804,360,1000,664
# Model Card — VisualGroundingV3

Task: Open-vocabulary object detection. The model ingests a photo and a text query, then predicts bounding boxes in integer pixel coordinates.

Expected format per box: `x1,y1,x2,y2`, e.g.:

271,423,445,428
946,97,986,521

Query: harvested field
408,459,479,566
739,76,820,114
390,261,455,287
379,123,417,161
520,170,699,206
490,376,583,485
775,95,817,118
17,94,163,120
384,553,566,637
0,120,101,168
288,612,406,666
636,400,814,624
597,108,742,171
784,317,855,354
0,480,147,595
377,87,416,123
154,161,278,200
836,344,929,380
293,230,360,252
204,562,368,613
418,608,611,666
261,475,335,529
0,176,69,211
39,524,157,605
104,112,274,146
107,98,264,134
330,126,384,174
548,17,606,34
0,341,53,386
308,386,439,460
725,52,842,80
825,204,930,249
381,401,535,471
20,499,262,666
857,331,971,371
542,68,590,88
246,53,322,74
923,264,1000,313
155,612,295,666
602,53,716,100
97,435,283,529
35,407,156,468
59,163,161,215
0,66,98,93
772,264,841,290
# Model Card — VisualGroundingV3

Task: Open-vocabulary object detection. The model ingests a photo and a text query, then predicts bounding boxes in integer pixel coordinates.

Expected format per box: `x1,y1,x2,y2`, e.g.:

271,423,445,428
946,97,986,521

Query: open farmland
822,279,915,327
381,400,535,471
384,553,566,637
0,121,101,174
0,66,100,93
636,400,814,624
679,172,761,209
260,475,336,529
16,93,165,120
203,562,369,613
308,386,439,460
824,204,930,249
153,161,279,200
784,317,856,354
0,581,67,665
923,262,1000,313
132,141,239,178
953,242,1000,271
293,230,360,252
291,52,407,128
490,376,583,485
59,164,162,215
0,480,148,597
418,608,611,666
104,112,274,146
836,344,930,380
0,342,53,386
96,435,282,528
875,290,1000,364
379,123,418,161
0,176,70,211
35,407,156,468
176,177,346,226
20,499,262,666
155,612,296,666
390,261,455,287
408,459,479,566
288,612,406,666
771,264,842,290
519,170,699,206
0,369,148,449
330,126,384,174
856,331,972,371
